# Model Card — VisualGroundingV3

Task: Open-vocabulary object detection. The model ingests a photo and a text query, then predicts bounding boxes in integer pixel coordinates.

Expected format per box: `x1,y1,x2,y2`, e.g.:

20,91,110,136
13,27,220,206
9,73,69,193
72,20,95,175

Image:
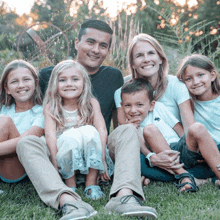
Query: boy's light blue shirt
140,102,180,144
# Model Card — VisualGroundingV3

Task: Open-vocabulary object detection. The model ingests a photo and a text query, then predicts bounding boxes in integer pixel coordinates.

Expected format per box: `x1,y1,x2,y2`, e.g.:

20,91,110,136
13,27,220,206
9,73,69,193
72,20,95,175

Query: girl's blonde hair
43,60,94,127
177,54,220,94
128,33,169,100
0,59,42,110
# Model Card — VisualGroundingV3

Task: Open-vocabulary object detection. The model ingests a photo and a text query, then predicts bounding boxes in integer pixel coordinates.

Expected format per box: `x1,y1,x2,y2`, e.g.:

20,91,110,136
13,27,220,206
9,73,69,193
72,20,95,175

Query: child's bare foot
141,176,151,186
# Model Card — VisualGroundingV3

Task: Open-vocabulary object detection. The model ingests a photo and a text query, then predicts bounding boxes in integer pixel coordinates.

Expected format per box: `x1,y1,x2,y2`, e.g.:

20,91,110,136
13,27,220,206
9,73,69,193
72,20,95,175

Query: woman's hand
150,150,184,174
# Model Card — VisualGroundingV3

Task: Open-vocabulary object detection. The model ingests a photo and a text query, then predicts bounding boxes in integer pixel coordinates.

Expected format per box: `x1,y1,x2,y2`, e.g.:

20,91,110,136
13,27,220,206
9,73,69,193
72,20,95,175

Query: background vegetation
0,0,220,219
0,0,220,74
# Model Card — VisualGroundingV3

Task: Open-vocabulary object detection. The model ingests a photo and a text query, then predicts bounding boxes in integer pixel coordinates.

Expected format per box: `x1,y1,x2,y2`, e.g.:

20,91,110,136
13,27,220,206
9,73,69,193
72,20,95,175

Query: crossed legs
0,115,25,181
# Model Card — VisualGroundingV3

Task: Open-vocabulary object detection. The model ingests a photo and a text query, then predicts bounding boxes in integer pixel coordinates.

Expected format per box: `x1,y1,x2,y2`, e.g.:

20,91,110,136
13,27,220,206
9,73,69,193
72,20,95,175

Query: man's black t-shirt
39,65,123,133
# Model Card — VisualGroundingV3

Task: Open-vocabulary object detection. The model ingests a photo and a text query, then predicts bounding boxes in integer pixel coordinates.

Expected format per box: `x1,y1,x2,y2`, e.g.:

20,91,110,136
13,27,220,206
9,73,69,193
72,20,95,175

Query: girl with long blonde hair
43,60,113,199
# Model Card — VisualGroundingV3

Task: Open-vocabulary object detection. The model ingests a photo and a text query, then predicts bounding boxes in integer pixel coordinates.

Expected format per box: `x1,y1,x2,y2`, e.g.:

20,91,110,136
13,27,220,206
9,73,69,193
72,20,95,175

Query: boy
121,78,220,192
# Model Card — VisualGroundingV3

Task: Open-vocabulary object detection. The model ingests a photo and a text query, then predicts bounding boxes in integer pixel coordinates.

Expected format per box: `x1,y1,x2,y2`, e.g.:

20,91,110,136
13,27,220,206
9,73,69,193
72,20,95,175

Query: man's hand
150,150,184,174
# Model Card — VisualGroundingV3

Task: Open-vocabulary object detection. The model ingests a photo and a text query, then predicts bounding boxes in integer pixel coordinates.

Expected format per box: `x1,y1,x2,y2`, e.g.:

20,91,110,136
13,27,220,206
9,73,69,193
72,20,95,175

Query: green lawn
0,177,220,220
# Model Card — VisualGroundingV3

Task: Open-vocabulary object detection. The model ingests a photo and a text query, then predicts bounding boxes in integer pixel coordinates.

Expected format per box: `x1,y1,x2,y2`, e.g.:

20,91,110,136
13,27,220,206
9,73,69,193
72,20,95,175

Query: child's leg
143,124,172,153
186,123,220,180
144,124,197,192
0,115,20,141
79,125,105,199
0,116,25,181
65,175,76,191
86,168,99,187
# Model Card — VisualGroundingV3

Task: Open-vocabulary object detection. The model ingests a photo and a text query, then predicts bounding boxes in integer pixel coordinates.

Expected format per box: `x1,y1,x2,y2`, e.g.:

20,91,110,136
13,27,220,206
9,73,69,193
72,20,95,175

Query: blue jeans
140,153,215,181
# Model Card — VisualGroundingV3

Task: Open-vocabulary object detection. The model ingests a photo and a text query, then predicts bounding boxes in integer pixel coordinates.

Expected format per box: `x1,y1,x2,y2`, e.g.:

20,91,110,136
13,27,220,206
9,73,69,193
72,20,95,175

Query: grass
1,177,220,219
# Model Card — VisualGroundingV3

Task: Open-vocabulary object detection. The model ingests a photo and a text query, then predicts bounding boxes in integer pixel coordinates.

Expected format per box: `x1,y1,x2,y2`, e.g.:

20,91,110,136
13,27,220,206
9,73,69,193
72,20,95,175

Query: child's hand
99,160,110,182
50,156,59,173
126,117,141,129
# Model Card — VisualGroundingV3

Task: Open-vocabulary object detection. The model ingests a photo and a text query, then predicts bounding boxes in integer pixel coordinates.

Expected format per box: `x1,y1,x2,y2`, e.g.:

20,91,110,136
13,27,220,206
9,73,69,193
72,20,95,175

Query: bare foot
215,179,220,186
194,178,208,186
141,176,151,186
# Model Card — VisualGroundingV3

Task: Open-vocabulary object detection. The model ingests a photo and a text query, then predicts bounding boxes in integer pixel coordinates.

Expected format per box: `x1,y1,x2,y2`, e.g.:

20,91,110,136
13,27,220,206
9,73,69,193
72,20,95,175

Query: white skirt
56,125,114,179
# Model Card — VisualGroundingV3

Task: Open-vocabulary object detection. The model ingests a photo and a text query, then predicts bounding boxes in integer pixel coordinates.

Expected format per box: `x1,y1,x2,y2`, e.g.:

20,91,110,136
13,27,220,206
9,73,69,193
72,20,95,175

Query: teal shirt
0,104,44,134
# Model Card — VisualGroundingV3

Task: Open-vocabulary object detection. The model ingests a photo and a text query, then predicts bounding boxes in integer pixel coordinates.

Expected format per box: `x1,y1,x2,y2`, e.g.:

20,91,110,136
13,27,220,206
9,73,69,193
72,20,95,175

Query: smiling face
183,65,217,101
121,90,155,123
132,41,162,87
75,28,111,75
58,67,84,104
5,67,36,106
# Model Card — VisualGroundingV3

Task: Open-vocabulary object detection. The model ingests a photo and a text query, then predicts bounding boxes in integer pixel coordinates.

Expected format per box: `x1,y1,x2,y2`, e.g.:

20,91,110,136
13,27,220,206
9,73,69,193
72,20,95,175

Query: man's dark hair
121,78,154,102
78,19,113,47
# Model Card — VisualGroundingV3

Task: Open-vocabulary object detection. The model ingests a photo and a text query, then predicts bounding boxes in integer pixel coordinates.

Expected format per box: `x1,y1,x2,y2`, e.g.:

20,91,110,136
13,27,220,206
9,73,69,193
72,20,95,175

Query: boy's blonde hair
43,60,94,127
128,33,169,100
0,59,42,109
177,54,220,94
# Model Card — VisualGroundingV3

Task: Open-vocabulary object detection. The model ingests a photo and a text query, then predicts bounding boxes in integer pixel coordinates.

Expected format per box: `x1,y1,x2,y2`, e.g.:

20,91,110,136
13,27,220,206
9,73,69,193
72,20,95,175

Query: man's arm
112,109,118,129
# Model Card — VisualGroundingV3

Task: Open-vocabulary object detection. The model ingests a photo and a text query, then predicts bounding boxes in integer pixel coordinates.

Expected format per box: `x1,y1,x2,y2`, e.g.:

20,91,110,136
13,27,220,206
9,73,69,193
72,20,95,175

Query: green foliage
107,15,142,75
0,49,19,74
144,5,220,73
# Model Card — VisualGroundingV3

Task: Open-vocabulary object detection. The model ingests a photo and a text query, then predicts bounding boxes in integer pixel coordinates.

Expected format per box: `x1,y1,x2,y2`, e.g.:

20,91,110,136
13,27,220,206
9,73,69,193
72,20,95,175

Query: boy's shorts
170,135,204,170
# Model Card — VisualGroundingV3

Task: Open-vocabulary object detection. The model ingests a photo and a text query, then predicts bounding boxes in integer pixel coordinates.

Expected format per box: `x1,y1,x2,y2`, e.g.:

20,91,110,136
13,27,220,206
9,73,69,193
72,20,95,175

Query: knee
143,124,159,139
188,122,207,139
81,125,99,139
16,135,42,157
0,115,13,128
121,123,137,134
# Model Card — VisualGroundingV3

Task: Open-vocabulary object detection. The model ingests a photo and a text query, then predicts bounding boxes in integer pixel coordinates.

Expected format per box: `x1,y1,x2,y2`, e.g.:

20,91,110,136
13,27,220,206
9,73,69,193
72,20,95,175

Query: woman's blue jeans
140,153,215,182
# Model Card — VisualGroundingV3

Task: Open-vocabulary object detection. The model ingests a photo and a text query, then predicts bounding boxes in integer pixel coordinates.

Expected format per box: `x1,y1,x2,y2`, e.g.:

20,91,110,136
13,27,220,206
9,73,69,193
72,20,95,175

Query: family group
0,19,220,220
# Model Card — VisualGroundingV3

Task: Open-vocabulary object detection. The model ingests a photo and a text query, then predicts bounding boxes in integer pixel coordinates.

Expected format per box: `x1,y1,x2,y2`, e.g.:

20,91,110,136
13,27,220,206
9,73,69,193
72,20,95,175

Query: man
17,19,157,219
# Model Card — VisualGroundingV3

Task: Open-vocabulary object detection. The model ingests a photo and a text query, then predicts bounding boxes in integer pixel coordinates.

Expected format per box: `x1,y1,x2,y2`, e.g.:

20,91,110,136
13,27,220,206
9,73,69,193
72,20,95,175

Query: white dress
56,109,114,180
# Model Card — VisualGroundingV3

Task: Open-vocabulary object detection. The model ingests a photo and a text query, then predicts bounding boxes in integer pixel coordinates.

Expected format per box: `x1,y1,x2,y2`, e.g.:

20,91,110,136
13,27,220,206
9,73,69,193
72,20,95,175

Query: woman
114,34,214,184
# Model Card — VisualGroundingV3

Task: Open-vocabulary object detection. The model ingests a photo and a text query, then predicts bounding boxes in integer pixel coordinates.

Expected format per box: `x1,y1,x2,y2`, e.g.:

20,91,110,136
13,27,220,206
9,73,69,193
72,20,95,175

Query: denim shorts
170,135,204,170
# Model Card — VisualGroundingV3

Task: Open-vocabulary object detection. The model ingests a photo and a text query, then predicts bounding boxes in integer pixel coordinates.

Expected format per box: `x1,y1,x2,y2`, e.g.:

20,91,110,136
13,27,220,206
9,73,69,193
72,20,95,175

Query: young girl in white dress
0,60,44,192
43,60,113,200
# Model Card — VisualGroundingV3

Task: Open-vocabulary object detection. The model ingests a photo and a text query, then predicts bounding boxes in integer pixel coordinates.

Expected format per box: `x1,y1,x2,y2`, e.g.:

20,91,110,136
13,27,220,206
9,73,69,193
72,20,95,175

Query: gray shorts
170,135,204,170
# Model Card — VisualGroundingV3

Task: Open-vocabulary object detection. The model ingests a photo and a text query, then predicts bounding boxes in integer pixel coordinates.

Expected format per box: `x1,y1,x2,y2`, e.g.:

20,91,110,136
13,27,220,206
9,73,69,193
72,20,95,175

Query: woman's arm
44,104,59,172
91,98,110,181
179,99,195,133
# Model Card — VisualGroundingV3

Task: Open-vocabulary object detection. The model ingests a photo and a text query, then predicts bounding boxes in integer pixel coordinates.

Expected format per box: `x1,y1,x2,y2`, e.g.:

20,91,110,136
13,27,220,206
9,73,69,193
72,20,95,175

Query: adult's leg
143,124,196,192
105,124,157,219
140,153,174,182
108,124,144,199
16,135,80,209
0,116,25,180
188,163,215,179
